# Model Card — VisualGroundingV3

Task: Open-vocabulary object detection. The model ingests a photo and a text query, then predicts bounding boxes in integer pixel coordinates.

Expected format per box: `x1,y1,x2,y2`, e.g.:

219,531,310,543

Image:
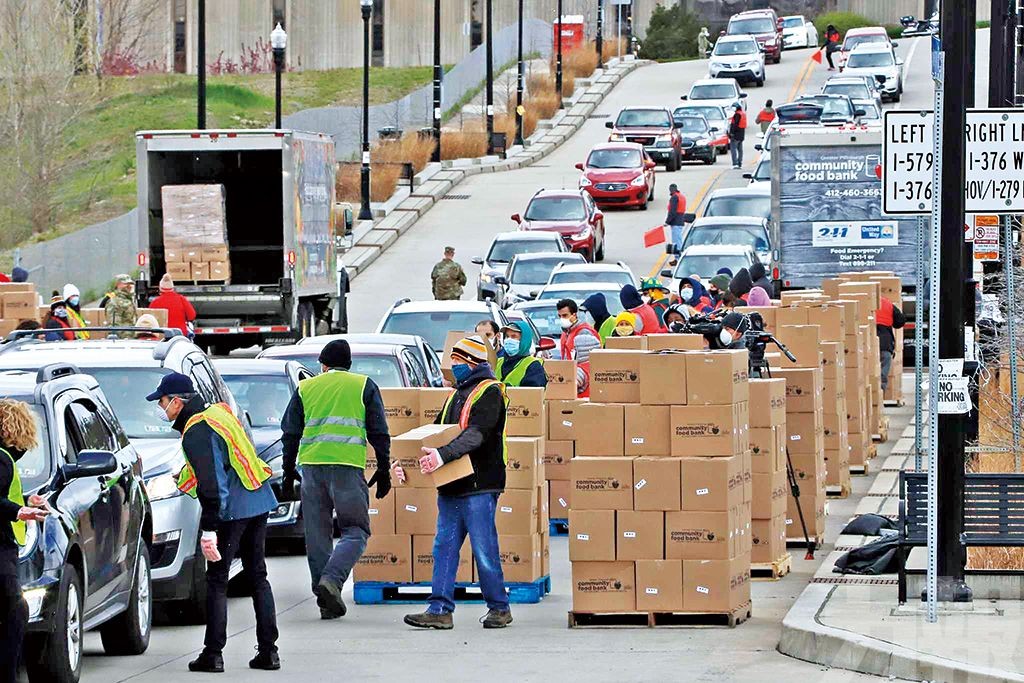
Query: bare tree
95,0,165,76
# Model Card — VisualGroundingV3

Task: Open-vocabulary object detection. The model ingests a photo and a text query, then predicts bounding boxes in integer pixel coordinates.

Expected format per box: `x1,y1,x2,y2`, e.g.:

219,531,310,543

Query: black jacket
729,111,746,141
665,192,687,226
0,447,24,576
434,364,506,497
748,263,772,292
877,304,907,353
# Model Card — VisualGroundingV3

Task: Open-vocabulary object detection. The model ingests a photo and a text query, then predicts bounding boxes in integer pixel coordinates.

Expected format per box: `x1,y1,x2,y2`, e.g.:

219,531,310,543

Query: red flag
643,224,666,248
811,49,823,64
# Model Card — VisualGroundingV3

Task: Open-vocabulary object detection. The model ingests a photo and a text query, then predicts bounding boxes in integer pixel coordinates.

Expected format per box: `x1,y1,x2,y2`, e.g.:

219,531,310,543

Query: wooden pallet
354,575,552,605
884,399,905,407
826,483,852,499
786,533,825,550
850,461,871,476
751,554,792,581
873,417,890,443
568,602,751,629
549,518,569,536
868,444,879,459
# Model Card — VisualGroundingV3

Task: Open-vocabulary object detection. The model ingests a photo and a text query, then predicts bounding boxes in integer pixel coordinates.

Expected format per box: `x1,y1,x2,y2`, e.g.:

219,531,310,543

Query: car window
714,40,758,56
69,399,117,453
674,254,753,280
729,17,776,34
753,158,771,181
675,106,725,122
421,343,443,379
85,367,176,439
586,149,642,168
676,117,709,134
7,402,51,489
614,109,671,128
843,34,886,51
536,289,625,314
689,83,738,100
221,374,294,428
381,311,490,352
549,270,633,287
846,50,894,68
704,195,771,219
685,226,769,252
187,356,218,403
858,103,881,120
782,17,804,28
524,196,586,221
349,355,405,388
800,96,853,117
402,350,429,387
92,391,131,449
511,258,579,286
823,83,869,99
487,239,562,263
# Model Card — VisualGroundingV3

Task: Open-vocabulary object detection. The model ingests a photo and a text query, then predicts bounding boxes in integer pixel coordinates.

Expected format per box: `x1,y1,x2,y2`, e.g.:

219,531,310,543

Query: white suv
708,35,765,87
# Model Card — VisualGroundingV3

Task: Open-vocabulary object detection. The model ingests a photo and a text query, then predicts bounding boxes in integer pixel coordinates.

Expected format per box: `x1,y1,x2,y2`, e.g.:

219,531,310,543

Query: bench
897,470,1024,603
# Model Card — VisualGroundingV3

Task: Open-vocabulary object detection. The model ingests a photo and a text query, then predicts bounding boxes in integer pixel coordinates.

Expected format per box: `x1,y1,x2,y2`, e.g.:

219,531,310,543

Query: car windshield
704,195,771,219
843,34,886,51
729,17,776,34
487,238,561,263
517,304,564,338
858,103,881,120
349,355,404,387
3,401,51,490
614,109,671,128
536,289,624,314
823,83,870,99
511,258,578,286
380,311,489,352
776,105,823,124
675,117,709,133
676,106,725,123
674,254,752,279
847,51,894,68
782,17,804,28
587,148,641,169
800,96,852,117
549,270,634,287
689,84,737,100
221,375,293,428
753,158,771,181
524,196,586,221
714,40,757,56
86,367,175,439
685,226,769,252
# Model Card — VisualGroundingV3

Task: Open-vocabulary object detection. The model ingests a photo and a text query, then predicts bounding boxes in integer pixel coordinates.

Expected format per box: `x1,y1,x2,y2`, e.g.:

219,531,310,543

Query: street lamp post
514,0,525,146
556,0,564,107
197,0,206,128
359,0,373,221
485,0,494,155
596,0,603,67
271,23,287,129
432,0,442,163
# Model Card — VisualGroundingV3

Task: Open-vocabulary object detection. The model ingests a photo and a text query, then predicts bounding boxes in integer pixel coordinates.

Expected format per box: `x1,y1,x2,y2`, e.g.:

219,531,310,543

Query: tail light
137,252,147,267
286,250,296,266
772,267,779,280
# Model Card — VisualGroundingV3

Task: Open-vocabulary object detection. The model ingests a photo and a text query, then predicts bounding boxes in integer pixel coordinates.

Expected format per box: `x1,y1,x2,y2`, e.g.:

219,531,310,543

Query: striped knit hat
49,293,65,311
451,335,490,364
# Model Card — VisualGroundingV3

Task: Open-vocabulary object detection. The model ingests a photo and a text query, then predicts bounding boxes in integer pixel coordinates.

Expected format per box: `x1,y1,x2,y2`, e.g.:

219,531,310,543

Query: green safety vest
2,448,25,545
297,370,370,468
440,379,509,464
495,355,542,387
598,317,616,344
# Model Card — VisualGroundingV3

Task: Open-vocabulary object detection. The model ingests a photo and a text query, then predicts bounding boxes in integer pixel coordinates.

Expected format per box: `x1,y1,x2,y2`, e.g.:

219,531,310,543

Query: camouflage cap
114,273,134,284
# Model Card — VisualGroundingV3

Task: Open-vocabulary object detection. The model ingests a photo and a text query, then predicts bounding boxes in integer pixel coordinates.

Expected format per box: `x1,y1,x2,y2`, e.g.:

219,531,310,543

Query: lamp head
271,22,287,50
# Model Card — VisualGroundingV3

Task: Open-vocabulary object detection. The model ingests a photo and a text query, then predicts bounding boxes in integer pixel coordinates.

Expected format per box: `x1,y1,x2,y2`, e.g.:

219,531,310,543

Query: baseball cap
145,372,196,402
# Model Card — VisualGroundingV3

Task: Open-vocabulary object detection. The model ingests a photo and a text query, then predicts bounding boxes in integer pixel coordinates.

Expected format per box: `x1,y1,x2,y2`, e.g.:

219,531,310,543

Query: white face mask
558,317,573,330
719,329,734,346
680,287,693,300
641,295,652,305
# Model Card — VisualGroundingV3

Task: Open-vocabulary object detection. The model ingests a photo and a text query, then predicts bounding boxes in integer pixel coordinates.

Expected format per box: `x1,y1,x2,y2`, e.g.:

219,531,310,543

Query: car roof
212,358,295,375
588,142,644,152
511,300,559,310
538,281,624,293
846,26,888,36
388,299,496,314
0,370,43,397
492,231,562,242
782,15,805,20
825,76,872,84
690,216,766,228
707,185,770,199
692,78,738,86
261,341,403,357
617,105,670,112
553,263,630,273
675,103,726,115
511,252,580,263
733,9,774,17
296,332,423,347
717,34,758,43
849,42,894,53
0,337,196,367
681,244,756,255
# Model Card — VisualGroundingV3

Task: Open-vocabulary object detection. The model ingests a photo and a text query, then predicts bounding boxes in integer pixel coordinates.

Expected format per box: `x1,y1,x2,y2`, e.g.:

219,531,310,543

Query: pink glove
200,532,222,562
419,447,443,474
391,460,407,484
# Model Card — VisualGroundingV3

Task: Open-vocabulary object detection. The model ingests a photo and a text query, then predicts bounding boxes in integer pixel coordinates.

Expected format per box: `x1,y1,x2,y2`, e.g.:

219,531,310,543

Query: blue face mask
502,338,521,357
451,363,472,383
68,296,80,308
53,308,68,319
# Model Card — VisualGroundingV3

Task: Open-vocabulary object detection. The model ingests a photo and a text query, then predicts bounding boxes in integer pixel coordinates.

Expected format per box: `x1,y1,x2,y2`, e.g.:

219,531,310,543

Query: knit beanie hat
451,335,490,364
159,274,175,291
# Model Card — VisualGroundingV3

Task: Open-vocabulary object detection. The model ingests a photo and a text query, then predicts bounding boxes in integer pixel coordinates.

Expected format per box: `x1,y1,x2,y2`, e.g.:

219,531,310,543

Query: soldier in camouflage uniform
105,274,138,338
431,246,466,301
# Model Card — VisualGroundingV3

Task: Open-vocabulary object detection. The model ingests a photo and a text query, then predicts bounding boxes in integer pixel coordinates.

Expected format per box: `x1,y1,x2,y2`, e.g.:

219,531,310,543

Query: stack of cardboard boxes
355,387,550,588
748,378,789,569
542,360,578,525
568,347,752,616
0,283,40,338
161,184,232,283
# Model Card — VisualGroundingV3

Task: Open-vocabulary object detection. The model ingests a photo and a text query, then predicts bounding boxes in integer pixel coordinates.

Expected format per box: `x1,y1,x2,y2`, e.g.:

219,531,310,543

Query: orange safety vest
439,379,509,463
176,402,272,497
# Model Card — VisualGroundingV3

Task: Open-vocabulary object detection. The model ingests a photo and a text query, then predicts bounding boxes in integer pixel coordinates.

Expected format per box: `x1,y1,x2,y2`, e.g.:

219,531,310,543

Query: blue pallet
549,518,569,536
354,575,552,605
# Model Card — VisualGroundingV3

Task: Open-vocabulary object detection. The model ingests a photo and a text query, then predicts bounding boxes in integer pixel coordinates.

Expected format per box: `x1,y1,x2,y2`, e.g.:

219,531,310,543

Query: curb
342,57,648,280
778,583,1024,683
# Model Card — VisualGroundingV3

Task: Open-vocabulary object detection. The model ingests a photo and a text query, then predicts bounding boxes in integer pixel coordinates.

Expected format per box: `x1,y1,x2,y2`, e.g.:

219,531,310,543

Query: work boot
403,611,454,630
249,650,281,671
481,608,513,629
188,651,224,673
314,577,346,618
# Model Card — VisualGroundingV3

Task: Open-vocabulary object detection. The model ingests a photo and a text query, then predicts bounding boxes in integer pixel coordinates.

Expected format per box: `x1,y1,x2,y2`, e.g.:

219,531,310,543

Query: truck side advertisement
293,137,337,295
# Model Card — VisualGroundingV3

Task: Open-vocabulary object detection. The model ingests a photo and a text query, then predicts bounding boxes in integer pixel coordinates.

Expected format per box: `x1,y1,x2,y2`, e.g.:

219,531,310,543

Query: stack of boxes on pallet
567,343,753,617
541,359,578,526
354,387,550,588
161,184,232,283
0,283,40,338
747,378,789,568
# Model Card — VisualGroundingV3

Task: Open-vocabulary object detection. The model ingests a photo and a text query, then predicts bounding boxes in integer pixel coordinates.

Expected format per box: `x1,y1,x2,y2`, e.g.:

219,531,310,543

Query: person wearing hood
662,303,699,335
747,286,773,307
708,274,731,307
729,267,754,303
150,273,197,336
620,284,666,335
9,267,27,284
716,267,734,278
748,262,772,293
610,311,639,338
582,292,615,343
713,312,750,350
495,322,547,388
62,283,89,340
400,336,512,631
677,277,713,314
639,277,671,320
43,294,74,342
557,299,601,397
698,26,712,57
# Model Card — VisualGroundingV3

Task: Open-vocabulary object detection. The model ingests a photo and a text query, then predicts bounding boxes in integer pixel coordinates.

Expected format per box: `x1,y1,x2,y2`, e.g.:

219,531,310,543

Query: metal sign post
1007,214,1022,471
915,214,926,472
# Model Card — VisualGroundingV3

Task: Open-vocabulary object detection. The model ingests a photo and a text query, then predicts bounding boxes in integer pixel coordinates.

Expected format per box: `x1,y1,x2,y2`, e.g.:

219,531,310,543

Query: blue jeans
428,493,509,615
730,138,744,167
301,465,370,592
670,224,685,255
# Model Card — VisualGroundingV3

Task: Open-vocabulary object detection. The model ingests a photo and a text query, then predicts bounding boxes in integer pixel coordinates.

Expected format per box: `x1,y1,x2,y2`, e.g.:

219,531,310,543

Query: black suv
8,365,152,683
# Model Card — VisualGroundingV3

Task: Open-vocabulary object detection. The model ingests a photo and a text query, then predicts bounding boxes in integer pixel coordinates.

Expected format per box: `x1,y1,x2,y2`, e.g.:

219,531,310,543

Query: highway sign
882,110,933,215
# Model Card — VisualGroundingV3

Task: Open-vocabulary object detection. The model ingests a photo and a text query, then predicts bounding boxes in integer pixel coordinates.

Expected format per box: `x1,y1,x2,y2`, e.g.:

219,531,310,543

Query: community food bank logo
669,528,714,543
593,370,639,384
576,477,621,491
674,422,723,437
384,406,415,418
508,405,533,417
577,577,629,592
362,552,401,565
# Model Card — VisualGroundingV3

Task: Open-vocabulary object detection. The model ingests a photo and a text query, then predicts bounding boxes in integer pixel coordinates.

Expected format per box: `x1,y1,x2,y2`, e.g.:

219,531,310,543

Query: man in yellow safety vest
494,321,547,388
280,339,392,620
147,373,280,673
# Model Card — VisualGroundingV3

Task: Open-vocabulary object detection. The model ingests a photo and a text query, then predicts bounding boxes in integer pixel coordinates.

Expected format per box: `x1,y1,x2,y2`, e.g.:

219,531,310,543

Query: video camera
675,310,796,376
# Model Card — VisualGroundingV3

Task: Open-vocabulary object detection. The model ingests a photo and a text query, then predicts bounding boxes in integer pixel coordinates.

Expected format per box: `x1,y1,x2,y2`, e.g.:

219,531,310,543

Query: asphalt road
77,34,949,683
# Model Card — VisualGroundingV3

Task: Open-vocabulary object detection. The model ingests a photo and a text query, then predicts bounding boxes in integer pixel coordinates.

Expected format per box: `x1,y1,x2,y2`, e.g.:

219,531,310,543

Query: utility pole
556,0,564,107
596,0,604,67
432,0,442,163
515,0,525,147
197,0,206,129
358,0,373,221
485,0,494,155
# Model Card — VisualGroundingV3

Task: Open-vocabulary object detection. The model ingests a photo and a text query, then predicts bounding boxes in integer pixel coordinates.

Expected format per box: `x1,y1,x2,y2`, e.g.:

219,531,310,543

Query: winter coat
678,277,713,313
619,284,666,334
749,262,773,292
150,291,197,335
729,268,754,298
582,292,612,331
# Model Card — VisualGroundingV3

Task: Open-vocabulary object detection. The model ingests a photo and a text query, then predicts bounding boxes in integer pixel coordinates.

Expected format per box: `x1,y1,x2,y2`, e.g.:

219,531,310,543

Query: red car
511,189,606,262
575,142,656,210
726,9,783,64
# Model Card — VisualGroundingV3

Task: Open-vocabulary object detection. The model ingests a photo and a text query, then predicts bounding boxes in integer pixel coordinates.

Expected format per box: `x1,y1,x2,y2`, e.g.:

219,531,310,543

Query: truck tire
25,565,82,683
100,544,152,655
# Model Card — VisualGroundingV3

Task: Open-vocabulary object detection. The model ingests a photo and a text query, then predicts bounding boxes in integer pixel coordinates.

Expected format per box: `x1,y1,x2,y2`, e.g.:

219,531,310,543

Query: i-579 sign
883,108,1024,215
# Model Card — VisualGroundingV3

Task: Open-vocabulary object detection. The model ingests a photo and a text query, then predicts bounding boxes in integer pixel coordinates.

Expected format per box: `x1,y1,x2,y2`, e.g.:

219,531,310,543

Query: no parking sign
973,215,1000,261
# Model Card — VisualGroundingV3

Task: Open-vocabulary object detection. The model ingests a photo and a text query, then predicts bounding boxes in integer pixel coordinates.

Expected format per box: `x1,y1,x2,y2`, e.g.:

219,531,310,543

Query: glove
419,447,443,474
367,468,392,499
281,467,301,501
200,531,222,562
390,460,407,485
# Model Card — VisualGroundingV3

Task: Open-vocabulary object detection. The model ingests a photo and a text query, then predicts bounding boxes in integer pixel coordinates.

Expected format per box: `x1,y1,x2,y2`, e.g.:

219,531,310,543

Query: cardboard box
413,534,472,583
499,534,542,583
786,491,826,537
825,448,850,487
820,342,845,379
395,488,438,535
736,306,776,332
666,508,738,560
543,440,573,480
541,530,551,578
549,479,571,516
506,437,542,489
569,509,616,561
603,336,648,350
748,379,786,427
752,470,788,519
823,377,846,410
202,244,229,262
670,405,743,457
589,350,644,403
624,404,671,457
775,305,809,328
390,424,464,488
3,292,37,319
777,325,823,370
0,320,17,339
571,561,636,612
805,304,846,342
353,534,412,583
419,388,453,424
750,427,780,474
838,281,881,310
368,492,396,535
638,351,689,406
574,403,625,457
635,560,684,611
380,388,422,436
616,510,664,561
82,308,105,327
537,483,549,534
495,489,537,536
869,276,902,304
683,554,751,612
547,399,585,441
633,457,682,511
771,368,824,413
164,244,184,263
831,299,862,335
206,261,230,281
166,261,192,281
191,262,210,281
680,456,744,511
786,411,823,455
789,452,826,489
543,359,578,400
136,307,169,328
751,515,787,564
645,334,705,352
505,388,546,437
570,457,634,510
686,351,749,405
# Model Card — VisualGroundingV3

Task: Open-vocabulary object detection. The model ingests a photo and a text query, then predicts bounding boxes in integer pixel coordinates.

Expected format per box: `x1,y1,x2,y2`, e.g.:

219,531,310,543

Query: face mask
615,325,634,337
641,295,652,305
68,296,80,308
502,338,521,357
680,287,693,301
669,321,686,334
451,363,472,383
558,317,573,330
156,400,175,423
53,308,67,319
719,329,735,346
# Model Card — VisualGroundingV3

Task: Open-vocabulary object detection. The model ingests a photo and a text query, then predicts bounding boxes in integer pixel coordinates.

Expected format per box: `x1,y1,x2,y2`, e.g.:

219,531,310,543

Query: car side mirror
679,95,688,100
710,127,720,133
63,450,117,480
529,290,539,298
740,92,748,98
537,337,556,352
742,173,753,180
510,213,521,223
891,41,899,48
471,257,484,265
605,121,614,129
682,212,696,223
493,276,508,286
660,269,673,278
754,144,763,151
575,162,584,171
854,109,866,117
896,57,904,65
594,212,604,222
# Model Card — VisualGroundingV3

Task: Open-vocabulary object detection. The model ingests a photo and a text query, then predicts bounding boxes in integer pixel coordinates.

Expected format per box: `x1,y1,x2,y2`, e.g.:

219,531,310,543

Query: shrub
814,12,877,39
638,5,700,61
885,25,904,39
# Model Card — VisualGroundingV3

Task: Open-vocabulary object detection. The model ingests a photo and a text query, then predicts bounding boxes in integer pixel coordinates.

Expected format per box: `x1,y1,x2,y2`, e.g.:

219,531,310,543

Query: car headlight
655,134,673,148
145,473,182,501
630,174,647,187
23,586,46,620
695,138,711,146
609,134,625,142
480,273,493,283
571,227,592,241
579,176,592,187
18,519,38,560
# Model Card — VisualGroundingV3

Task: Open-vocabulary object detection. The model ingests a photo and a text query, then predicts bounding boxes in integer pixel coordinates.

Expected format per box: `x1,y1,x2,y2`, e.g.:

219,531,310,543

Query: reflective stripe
305,416,366,429
496,356,542,388
297,371,370,468
299,434,368,446
1,448,25,545
181,403,271,494
439,379,509,465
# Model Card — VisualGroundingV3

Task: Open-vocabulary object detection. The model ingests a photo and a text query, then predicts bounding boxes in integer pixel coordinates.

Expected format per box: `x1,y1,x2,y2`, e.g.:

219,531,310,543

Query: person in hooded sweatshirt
748,262,773,293
747,286,773,307
708,274,731,308
582,292,615,344
677,277,713,314
639,277,671,321
729,268,754,304
494,322,547,388
619,284,665,335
